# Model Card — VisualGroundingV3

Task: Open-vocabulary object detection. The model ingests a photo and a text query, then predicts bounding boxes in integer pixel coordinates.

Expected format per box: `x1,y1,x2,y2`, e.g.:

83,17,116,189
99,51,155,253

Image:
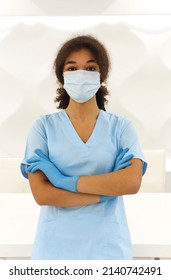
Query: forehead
65,48,97,62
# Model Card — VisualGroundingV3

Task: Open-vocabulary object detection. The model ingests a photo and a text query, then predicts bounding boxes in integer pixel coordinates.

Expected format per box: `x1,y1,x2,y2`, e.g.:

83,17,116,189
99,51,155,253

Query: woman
21,35,147,260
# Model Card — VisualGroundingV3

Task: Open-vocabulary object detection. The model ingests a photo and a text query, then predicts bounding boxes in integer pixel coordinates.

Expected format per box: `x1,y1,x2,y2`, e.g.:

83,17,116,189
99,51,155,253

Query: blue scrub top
21,109,147,260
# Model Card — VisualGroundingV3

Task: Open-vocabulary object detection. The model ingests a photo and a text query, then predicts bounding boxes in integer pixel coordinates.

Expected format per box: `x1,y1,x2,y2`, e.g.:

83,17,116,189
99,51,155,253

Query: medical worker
21,35,147,260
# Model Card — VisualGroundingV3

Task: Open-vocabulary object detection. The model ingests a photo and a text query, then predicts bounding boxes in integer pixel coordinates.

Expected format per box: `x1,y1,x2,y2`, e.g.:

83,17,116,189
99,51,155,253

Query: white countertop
0,193,171,258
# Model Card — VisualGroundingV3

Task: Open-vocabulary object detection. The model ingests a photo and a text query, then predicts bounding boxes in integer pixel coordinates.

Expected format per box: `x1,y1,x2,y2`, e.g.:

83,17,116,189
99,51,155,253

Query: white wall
0,1,171,190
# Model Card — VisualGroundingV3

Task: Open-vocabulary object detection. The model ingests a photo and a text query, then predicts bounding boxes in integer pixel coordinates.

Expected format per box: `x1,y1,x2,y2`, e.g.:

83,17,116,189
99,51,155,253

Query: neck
66,97,100,121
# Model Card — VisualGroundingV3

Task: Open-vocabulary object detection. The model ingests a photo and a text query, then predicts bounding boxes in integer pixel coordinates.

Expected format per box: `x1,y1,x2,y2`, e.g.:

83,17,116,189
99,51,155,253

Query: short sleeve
20,116,48,179
120,121,147,176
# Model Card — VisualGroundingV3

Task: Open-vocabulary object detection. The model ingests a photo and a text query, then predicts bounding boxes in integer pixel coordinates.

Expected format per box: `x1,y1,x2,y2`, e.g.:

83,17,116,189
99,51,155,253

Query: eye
67,67,77,71
86,66,96,71
86,64,99,71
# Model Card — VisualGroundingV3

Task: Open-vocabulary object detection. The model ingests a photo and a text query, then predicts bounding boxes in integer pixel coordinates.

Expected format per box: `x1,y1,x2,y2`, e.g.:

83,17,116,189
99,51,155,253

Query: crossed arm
28,155,142,207
28,171,100,207
76,158,142,196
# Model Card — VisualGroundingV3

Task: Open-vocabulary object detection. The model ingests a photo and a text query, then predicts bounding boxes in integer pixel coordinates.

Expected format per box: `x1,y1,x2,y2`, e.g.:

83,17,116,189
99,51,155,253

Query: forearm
76,159,143,196
28,171,100,207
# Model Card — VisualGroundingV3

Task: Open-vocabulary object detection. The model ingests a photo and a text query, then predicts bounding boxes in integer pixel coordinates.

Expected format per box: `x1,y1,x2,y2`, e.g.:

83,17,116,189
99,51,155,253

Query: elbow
129,184,140,195
35,198,44,206
128,177,142,194
31,192,45,206
121,159,143,195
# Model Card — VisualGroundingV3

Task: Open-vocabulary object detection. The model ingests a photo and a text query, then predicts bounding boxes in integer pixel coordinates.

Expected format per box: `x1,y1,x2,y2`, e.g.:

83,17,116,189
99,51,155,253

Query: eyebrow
64,59,97,65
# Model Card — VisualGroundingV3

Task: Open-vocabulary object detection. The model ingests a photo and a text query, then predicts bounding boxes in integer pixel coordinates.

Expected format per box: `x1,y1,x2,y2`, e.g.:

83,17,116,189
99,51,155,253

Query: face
63,48,100,73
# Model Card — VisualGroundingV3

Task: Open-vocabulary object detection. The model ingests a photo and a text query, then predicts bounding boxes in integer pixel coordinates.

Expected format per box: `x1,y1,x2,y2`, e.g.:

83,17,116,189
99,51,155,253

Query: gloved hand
100,147,134,202
113,147,133,171
26,149,79,192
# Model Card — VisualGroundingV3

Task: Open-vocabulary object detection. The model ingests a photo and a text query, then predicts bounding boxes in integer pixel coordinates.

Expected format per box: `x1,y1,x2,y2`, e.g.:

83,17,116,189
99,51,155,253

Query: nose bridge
76,62,87,70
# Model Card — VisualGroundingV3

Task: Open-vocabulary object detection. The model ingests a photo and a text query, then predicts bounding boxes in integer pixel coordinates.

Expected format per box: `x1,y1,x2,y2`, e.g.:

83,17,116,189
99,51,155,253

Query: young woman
21,35,147,260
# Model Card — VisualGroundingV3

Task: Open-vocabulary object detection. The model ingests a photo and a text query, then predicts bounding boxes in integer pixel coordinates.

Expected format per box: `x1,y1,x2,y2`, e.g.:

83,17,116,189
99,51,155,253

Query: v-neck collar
61,109,105,150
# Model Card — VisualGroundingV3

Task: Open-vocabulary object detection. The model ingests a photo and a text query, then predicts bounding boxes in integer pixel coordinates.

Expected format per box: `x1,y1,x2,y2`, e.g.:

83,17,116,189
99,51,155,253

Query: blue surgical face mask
63,70,100,103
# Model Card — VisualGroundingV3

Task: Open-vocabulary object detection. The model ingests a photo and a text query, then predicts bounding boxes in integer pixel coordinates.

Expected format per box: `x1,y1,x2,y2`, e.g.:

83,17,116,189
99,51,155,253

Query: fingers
26,163,39,173
120,153,134,163
117,147,129,160
119,161,131,169
122,147,129,154
114,147,134,171
34,149,48,160
27,149,48,164
27,156,40,164
26,150,49,175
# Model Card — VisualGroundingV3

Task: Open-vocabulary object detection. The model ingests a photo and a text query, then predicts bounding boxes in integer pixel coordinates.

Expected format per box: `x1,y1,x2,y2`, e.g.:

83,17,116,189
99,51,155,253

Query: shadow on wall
31,0,115,15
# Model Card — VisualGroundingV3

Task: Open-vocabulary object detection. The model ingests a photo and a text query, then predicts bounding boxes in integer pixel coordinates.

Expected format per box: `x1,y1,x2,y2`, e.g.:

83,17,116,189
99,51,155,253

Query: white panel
140,150,166,192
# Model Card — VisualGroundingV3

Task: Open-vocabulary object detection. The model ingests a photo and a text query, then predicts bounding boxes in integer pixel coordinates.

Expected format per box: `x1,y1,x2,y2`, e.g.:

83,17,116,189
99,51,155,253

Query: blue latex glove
100,148,134,202
113,147,133,171
26,149,79,192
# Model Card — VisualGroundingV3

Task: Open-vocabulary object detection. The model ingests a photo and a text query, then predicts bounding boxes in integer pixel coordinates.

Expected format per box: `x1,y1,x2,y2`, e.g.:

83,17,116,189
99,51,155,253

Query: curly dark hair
53,35,111,111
